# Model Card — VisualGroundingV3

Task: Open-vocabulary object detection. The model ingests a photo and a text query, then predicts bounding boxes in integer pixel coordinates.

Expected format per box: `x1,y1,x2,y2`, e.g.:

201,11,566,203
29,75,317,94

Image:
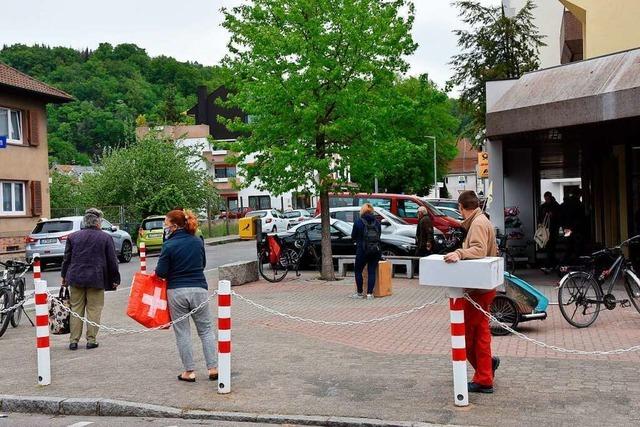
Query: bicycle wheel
490,295,519,336
10,278,25,327
0,288,14,338
624,269,640,314
558,272,602,328
258,250,289,283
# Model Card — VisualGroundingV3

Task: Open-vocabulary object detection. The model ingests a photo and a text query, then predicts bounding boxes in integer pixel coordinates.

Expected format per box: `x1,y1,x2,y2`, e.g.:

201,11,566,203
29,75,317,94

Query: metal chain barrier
46,289,218,335
231,290,445,325
464,293,640,355
0,291,36,314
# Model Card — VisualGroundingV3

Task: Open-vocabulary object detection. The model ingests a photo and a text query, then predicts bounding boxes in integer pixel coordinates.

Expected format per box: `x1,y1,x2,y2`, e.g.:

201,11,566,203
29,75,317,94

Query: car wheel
381,248,398,257
118,240,133,263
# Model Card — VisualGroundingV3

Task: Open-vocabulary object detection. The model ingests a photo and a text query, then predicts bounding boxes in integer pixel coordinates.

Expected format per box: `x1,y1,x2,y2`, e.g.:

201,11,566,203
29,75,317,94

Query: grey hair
83,208,103,228
417,206,428,215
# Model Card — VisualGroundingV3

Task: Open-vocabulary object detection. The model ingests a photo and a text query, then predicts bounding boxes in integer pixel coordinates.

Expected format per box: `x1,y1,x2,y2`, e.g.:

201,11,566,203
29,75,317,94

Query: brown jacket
454,208,498,260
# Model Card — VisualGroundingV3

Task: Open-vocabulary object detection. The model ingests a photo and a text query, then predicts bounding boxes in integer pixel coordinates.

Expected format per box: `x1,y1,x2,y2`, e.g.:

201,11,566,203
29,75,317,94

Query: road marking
66,422,94,427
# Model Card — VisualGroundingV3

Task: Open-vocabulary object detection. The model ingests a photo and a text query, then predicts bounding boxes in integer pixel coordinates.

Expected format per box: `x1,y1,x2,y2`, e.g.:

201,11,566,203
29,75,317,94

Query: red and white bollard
33,253,41,281
139,242,146,273
217,280,231,394
449,287,468,406
34,278,51,386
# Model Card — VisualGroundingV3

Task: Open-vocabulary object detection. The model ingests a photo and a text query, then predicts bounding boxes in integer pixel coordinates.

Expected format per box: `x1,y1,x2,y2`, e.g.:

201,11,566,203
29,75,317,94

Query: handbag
534,213,551,249
127,272,171,329
49,287,71,335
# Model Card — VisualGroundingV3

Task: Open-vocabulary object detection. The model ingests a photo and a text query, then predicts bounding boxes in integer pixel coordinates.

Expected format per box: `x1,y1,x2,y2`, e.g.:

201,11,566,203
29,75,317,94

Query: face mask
163,226,174,241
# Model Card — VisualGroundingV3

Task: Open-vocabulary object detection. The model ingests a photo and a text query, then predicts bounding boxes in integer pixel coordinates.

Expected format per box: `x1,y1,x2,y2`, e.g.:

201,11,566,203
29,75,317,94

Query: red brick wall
0,235,26,253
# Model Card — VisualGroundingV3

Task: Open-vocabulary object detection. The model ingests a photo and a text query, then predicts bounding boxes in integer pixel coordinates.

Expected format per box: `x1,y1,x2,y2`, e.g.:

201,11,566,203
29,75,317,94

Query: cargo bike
490,272,549,336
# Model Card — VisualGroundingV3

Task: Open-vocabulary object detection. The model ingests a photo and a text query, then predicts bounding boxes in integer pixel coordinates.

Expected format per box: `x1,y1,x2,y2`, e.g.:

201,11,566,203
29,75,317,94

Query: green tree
447,0,545,144
222,0,417,279
81,131,211,219
49,171,89,209
351,75,459,194
0,43,225,162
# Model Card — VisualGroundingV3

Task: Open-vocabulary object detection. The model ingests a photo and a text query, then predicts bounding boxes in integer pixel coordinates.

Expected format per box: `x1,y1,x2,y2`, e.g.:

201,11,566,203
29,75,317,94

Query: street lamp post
425,136,437,198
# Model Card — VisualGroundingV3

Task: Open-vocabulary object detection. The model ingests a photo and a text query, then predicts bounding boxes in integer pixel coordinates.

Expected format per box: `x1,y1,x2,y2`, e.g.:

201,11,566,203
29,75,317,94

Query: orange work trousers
463,290,496,387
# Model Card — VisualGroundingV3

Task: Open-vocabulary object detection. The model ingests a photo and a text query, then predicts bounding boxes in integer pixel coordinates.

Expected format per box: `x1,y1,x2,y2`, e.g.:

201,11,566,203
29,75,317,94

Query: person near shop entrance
61,208,121,350
539,191,561,273
560,190,586,265
443,191,500,393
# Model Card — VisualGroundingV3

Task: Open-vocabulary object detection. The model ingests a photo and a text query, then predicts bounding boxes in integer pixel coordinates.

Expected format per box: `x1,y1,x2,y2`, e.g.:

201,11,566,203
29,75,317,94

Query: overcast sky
1,0,500,92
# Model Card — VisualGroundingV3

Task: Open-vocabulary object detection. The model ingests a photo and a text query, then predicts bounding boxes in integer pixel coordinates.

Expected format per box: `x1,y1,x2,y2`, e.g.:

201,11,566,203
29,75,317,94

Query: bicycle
258,230,320,282
557,235,640,328
0,259,34,337
497,234,515,274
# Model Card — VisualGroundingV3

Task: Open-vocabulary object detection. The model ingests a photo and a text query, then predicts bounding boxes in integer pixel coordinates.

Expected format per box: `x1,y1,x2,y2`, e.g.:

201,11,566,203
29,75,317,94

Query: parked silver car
317,206,446,249
25,217,133,268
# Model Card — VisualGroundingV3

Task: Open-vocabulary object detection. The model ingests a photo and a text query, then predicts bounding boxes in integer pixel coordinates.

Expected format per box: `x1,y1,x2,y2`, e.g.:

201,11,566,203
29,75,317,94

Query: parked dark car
273,218,417,267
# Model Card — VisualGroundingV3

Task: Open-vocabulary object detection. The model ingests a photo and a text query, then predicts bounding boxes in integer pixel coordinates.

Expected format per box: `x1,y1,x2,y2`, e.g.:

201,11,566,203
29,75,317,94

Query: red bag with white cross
127,272,171,329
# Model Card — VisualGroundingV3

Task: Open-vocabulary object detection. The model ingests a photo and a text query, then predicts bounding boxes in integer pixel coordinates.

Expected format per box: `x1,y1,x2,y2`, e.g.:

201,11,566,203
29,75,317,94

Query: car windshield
32,221,74,234
437,200,460,210
283,211,300,218
333,220,353,235
142,219,164,230
378,208,408,225
423,200,446,216
246,211,267,218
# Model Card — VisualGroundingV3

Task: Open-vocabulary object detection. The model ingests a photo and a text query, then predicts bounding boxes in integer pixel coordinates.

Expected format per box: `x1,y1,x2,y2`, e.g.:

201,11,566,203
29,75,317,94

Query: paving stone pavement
1,270,640,426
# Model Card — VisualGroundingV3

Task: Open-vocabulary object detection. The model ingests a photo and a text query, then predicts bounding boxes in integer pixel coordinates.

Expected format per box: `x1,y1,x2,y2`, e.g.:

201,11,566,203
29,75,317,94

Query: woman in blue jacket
350,203,382,300
155,209,217,382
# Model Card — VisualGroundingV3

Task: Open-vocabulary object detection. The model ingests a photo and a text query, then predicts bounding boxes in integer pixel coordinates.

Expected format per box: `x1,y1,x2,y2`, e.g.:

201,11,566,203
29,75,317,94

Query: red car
315,193,461,235
219,207,253,219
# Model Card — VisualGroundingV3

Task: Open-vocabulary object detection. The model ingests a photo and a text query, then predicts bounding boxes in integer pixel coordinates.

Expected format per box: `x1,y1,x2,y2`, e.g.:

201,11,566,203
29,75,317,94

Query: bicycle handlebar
589,235,640,257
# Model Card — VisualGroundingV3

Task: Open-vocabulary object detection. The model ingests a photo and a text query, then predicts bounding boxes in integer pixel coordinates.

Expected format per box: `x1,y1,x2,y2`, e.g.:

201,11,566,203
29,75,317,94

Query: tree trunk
319,188,335,280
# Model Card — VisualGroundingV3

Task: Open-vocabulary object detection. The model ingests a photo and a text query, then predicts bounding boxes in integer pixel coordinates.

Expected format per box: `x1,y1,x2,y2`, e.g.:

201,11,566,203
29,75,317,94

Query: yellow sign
477,152,489,178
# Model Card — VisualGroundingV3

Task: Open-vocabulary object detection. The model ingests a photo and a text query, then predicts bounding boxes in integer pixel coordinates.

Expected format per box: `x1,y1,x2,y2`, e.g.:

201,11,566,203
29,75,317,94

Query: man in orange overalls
444,191,500,393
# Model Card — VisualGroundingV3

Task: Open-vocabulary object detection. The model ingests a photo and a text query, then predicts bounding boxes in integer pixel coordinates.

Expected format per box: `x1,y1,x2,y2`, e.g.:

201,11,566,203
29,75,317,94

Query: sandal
177,372,196,382
208,369,219,381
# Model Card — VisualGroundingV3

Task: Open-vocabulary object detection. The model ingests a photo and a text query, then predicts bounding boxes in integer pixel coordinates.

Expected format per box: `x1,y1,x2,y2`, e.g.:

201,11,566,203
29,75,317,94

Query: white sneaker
366,294,374,300
350,293,364,299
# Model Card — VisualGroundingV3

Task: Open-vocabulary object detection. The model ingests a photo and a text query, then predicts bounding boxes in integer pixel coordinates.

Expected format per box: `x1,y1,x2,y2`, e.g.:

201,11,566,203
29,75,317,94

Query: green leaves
0,43,225,162
222,0,417,195
448,0,545,144
77,132,212,219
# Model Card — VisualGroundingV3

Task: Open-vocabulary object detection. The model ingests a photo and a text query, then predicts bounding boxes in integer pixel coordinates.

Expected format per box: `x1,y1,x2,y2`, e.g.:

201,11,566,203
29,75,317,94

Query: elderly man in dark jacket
61,208,121,350
415,206,434,257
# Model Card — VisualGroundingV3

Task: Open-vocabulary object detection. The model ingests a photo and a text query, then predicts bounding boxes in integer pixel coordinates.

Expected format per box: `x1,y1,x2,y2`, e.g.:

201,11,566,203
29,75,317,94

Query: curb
0,395,450,426
205,237,243,246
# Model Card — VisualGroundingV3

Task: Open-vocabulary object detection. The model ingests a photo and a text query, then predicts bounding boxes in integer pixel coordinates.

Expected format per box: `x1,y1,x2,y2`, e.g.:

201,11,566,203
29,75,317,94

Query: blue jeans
354,252,379,294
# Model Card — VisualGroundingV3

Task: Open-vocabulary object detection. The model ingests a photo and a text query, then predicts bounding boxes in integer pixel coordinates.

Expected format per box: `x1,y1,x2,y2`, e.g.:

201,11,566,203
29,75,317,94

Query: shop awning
486,48,640,138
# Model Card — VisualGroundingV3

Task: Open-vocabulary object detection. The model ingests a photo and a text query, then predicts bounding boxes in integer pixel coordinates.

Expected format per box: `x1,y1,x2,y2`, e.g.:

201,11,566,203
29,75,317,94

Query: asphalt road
22,240,257,296
0,413,295,426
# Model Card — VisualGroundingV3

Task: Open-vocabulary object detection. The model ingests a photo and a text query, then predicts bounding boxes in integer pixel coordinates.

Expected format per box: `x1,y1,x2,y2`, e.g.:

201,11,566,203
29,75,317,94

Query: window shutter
28,110,40,146
22,110,30,145
30,181,42,217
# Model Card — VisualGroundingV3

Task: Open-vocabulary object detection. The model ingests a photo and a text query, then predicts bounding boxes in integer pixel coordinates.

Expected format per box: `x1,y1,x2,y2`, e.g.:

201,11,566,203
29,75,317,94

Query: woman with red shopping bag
155,208,218,383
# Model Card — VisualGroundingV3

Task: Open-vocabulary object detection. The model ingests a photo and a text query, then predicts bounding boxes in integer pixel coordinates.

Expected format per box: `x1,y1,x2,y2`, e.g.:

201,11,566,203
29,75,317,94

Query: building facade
188,86,316,212
0,62,73,254
444,139,484,197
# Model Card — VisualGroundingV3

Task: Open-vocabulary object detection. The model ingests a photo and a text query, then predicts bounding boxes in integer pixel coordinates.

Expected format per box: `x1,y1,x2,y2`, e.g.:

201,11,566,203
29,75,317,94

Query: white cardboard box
419,255,504,290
